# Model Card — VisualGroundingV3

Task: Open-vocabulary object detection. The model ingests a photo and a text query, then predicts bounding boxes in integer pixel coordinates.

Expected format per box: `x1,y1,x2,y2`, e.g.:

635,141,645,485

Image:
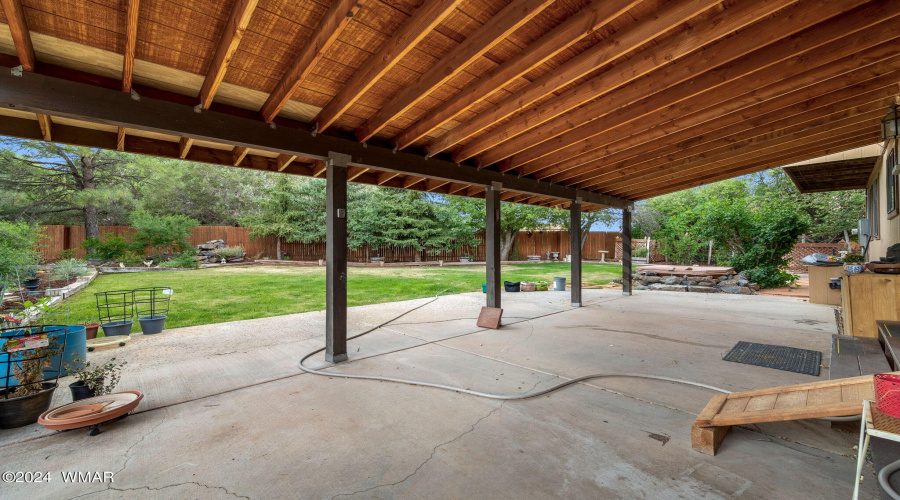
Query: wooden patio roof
0,0,898,209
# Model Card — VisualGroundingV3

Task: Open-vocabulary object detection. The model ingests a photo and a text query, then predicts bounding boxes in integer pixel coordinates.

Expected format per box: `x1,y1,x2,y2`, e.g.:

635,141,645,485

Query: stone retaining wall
624,270,761,294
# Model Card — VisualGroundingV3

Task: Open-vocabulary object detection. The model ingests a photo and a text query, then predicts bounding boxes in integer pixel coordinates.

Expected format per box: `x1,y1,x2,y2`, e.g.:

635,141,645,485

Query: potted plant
20,265,40,291
81,321,101,340
459,255,472,263
64,355,126,401
843,253,866,273
0,333,61,428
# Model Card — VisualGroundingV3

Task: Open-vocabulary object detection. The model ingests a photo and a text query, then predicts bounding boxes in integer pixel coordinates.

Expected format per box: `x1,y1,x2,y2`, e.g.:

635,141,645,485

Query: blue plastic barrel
0,326,87,388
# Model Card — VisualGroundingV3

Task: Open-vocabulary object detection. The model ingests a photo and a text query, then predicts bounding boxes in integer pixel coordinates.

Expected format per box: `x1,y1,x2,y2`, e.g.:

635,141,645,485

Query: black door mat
722,341,821,376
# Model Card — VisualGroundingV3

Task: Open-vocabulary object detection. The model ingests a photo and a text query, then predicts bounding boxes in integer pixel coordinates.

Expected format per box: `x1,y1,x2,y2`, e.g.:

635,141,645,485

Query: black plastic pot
101,320,133,337
23,278,40,290
69,379,102,401
138,315,167,335
0,382,57,428
504,281,520,292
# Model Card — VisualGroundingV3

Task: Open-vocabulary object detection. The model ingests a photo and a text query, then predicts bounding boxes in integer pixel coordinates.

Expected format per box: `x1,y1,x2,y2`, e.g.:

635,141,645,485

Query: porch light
883,104,899,175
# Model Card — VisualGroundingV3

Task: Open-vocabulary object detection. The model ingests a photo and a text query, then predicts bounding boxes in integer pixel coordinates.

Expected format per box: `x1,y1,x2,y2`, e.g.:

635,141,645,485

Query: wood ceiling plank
355,0,557,142
198,0,259,109
259,0,364,123
464,0,800,165
312,0,466,133
568,82,900,189
531,41,900,182
391,0,641,150
0,0,35,71
276,153,296,171
629,134,877,199
426,0,722,157
508,0,897,174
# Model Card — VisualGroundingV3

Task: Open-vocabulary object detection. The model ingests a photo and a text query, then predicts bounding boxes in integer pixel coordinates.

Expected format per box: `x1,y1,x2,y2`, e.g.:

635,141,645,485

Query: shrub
843,253,865,263
120,251,146,267
0,221,42,287
59,249,77,260
130,210,198,258
213,246,245,259
633,248,649,258
81,233,133,262
159,252,199,268
50,259,88,281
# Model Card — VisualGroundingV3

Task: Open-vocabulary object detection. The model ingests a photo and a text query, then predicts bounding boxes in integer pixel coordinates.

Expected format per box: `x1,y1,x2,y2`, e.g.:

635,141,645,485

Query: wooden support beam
391,0,642,150
506,0,894,172
376,171,400,185
447,183,469,195
462,0,797,164
178,137,193,159
36,113,51,141
403,176,426,189
347,166,368,181
259,0,363,122
0,69,628,208
578,88,898,190
596,111,884,194
485,185,501,308
535,43,900,183
631,133,877,199
313,160,327,178
0,0,35,71
326,152,349,363
312,0,465,133
425,178,450,192
122,0,139,93
231,146,249,166
617,125,878,198
198,0,258,109
622,207,632,295
116,127,126,151
427,0,722,158
276,153,296,171
356,0,556,142
570,200,582,307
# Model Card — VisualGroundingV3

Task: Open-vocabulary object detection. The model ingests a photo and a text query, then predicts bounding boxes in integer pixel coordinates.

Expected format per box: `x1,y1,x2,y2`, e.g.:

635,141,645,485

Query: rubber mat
722,341,821,376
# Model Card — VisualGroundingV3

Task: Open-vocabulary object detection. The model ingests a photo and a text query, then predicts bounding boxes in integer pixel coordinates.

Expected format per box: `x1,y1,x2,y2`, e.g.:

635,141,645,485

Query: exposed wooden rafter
36,113,51,141
312,0,466,133
391,0,640,150
0,0,35,71
178,137,194,159
355,0,557,142
276,153,297,171
231,146,250,166
427,0,723,158
198,0,258,109
118,0,140,150
259,0,363,123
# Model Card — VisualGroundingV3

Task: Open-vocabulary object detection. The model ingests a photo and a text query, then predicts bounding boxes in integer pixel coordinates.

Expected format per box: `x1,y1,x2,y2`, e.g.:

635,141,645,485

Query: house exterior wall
867,138,900,259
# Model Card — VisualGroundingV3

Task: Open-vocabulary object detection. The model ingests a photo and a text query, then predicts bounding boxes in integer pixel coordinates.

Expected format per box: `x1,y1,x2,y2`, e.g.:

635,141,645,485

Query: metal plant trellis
133,287,172,335
94,290,134,337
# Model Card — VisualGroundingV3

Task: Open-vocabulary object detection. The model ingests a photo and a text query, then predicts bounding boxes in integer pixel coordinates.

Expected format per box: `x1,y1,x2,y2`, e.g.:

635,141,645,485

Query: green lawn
51,263,621,331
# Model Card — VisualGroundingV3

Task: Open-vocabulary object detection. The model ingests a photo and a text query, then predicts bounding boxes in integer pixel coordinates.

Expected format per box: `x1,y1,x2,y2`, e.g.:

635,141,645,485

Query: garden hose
879,458,900,500
297,293,731,399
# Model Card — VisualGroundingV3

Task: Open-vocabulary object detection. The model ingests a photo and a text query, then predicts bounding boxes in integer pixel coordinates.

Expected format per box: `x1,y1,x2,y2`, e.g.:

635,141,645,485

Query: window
888,149,898,219
868,177,880,238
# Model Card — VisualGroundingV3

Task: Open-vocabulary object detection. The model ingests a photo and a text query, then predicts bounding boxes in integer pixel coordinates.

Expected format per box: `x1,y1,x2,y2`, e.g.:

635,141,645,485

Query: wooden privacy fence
36,226,620,263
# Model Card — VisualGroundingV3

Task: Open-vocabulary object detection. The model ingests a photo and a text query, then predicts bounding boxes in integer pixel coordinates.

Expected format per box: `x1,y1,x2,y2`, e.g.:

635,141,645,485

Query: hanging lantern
883,104,899,176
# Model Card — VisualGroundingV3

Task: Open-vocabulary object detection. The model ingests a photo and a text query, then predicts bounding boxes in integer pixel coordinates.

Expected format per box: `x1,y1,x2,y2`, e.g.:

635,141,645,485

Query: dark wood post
326,152,349,362
570,200,582,307
622,207,632,296
485,183,501,309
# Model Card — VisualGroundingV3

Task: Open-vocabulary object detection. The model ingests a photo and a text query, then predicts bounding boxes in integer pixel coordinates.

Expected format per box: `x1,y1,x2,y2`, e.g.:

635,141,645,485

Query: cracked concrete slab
0,290,873,498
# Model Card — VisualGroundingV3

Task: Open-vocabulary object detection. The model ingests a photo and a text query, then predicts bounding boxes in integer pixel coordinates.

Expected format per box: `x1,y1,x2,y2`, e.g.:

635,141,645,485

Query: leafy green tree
0,140,136,237
241,175,310,259
447,198,552,260
0,221,42,286
135,158,268,225
544,208,620,250
130,210,198,258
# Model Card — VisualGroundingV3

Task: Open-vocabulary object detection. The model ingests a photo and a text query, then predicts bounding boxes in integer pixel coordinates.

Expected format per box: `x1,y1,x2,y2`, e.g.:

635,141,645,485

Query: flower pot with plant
843,253,866,273
459,255,472,263
0,331,61,428
64,355,126,401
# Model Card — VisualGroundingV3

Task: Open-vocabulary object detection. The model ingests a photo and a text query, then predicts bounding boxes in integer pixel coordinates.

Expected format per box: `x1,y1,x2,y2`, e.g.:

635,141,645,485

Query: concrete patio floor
0,290,876,499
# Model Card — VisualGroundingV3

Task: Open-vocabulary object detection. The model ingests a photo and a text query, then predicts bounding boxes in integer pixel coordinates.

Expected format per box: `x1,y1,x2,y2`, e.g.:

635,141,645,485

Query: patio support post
485,182,501,309
570,199,582,307
326,152,350,363
622,207,632,296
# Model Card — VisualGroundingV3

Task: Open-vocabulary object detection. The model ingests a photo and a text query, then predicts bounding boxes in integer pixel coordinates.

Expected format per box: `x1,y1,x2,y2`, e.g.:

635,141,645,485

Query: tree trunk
81,156,100,239
415,249,423,262
500,230,517,261
843,229,851,251
276,237,282,260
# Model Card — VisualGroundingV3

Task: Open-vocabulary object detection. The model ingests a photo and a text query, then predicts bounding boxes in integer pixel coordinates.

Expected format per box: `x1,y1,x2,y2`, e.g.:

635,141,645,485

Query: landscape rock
687,286,718,293
718,279,739,287
634,285,649,290
661,276,681,285
737,279,749,287
649,284,686,292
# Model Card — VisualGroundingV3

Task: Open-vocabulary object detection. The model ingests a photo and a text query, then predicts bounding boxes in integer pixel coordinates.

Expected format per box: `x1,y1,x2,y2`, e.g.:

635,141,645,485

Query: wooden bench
692,374,888,455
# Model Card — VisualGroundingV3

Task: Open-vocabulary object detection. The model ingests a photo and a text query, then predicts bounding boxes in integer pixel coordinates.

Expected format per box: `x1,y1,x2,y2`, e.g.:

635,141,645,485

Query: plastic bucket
504,281,520,292
482,283,487,293
101,321,133,337
45,325,87,378
138,315,167,335
553,277,567,291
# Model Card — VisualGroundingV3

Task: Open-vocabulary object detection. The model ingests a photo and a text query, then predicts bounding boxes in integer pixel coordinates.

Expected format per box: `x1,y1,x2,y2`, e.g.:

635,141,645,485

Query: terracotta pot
82,323,100,340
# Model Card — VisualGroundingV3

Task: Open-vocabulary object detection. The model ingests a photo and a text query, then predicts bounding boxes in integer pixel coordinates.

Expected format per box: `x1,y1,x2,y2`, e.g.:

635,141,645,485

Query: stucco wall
867,139,900,259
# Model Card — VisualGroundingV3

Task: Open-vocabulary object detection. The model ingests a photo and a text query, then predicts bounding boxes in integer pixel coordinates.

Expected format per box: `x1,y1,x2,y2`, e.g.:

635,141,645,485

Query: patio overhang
781,144,882,193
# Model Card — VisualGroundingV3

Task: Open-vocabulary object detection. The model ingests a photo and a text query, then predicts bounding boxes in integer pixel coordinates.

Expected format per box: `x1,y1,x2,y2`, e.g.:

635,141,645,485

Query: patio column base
326,353,348,363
